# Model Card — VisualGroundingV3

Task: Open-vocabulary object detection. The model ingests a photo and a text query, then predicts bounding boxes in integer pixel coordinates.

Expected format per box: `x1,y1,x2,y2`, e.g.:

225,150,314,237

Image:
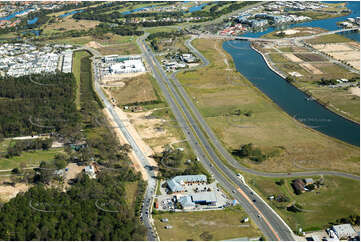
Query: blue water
121,5,158,15
59,10,84,18
22,30,40,36
27,17,38,25
223,40,360,146
242,1,360,42
188,2,209,13
0,9,33,21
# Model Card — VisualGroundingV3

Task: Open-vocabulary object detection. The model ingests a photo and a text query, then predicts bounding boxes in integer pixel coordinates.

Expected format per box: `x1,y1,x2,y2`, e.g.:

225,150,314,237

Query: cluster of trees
147,31,184,51
335,215,360,226
318,78,339,86
232,143,267,163
190,1,256,19
6,138,53,158
0,172,146,240
154,148,212,182
0,73,79,138
317,77,358,86
124,11,184,18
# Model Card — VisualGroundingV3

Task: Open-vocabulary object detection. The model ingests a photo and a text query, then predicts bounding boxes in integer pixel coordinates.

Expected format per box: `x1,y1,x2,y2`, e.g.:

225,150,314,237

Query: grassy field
153,207,262,241
105,73,158,105
306,33,353,44
176,39,359,174
72,51,88,110
262,27,326,39
246,174,360,232
98,42,140,55
41,17,99,34
124,181,139,210
45,35,95,45
0,146,64,170
268,53,289,63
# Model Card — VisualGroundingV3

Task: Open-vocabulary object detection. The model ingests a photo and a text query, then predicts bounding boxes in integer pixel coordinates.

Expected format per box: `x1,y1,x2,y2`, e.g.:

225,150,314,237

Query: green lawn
154,206,262,241
246,175,360,232
73,51,91,110
0,147,64,170
124,181,139,210
268,53,289,63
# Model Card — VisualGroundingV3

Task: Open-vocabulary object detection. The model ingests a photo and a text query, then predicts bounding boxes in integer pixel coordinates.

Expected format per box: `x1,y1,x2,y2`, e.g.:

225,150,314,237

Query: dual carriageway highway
84,28,359,240
137,35,295,241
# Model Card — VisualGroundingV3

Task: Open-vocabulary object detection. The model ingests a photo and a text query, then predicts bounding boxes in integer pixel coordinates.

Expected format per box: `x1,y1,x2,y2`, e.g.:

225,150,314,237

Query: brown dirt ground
126,110,178,153
299,63,323,74
0,182,31,202
102,108,149,180
45,18,100,32
283,53,304,63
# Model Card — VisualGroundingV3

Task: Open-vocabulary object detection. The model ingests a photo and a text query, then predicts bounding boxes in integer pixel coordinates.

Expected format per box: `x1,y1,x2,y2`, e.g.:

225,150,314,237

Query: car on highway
232,190,236,193
252,199,256,203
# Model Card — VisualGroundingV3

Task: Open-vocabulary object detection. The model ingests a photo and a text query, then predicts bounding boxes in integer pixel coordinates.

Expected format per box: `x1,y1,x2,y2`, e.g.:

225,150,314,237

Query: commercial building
179,196,195,210
192,192,217,206
166,175,207,193
100,55,146,76
331,224,356,239
178,191,218,210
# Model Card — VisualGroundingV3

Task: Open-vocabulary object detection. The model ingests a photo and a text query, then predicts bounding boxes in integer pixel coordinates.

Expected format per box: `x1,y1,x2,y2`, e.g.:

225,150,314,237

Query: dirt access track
102,107,157,181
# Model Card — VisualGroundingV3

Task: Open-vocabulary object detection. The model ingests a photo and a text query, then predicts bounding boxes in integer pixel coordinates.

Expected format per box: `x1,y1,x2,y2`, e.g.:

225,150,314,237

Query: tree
276,179,285,186
200,232,213,241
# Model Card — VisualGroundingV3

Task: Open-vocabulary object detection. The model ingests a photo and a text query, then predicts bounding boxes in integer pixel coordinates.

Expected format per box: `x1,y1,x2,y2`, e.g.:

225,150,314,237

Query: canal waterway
223,1,360,146
223,40,359,146
242,1,360,42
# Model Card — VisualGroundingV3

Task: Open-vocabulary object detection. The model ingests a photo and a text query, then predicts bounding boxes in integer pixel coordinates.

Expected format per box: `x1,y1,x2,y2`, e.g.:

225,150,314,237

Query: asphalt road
172,38,360,181
89,53,159,241
137,35,295,241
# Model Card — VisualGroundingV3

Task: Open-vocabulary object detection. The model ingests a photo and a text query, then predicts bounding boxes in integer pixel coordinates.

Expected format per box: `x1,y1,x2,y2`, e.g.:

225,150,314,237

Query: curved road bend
137,35,295,241
85,49,158,241
169,37,359,181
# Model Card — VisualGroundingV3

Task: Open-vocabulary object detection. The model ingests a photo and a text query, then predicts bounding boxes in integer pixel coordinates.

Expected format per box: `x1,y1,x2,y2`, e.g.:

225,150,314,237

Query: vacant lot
105,73,158,105
42,18,99,34
283,53,303,63
247,175,360,232
263,27,326,39
306,33,353,45
98,42,140,55
299,63,323,74
294,53,327,62
264,39,360,123
153,207,262,241
176,39,359,174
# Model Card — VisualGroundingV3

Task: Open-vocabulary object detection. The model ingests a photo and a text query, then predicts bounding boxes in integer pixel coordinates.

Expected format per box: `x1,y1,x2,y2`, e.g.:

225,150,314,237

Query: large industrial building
100,55,146,76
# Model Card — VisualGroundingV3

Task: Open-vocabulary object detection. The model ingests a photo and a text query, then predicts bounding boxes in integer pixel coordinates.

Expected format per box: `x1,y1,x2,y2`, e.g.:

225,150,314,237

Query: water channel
223,2,360,146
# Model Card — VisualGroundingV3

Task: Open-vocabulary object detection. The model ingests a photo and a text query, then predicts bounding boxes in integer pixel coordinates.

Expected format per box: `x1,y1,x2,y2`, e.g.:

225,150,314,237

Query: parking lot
155,181,232,212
